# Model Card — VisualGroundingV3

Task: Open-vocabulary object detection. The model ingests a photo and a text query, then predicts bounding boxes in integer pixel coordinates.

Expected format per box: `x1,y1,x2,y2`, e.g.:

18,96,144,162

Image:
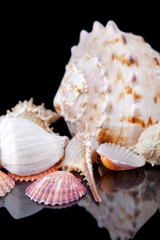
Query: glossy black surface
1,3,159,239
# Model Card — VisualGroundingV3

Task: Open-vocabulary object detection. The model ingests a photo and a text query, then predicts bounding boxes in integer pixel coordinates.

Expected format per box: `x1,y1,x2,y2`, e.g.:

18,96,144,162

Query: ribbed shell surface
54,21,160,147
25,171,87,205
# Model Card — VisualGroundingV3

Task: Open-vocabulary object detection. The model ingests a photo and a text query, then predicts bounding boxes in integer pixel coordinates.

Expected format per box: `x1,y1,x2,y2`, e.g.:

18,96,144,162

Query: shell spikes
25,171,87,205
6,98,60,133
0,170,15,196
59,132,101,202
97,143,146,170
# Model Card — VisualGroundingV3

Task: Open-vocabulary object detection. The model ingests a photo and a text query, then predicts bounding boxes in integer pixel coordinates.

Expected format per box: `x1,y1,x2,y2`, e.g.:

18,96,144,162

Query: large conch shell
0,99,68,177
132,122,160,166
53,20,160,201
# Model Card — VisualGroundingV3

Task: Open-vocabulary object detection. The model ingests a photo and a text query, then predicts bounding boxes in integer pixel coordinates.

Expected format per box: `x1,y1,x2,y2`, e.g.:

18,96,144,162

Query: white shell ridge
54,20,160,147
0,117,68,176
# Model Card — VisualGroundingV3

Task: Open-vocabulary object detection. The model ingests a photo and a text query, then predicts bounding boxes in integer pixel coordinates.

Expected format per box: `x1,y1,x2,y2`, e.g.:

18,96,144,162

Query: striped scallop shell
25,171,87,205
97,143,146,170
0,170,15,196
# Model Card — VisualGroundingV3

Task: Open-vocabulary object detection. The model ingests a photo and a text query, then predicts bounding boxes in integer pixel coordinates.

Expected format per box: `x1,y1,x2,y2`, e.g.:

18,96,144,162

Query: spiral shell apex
25,171,87,205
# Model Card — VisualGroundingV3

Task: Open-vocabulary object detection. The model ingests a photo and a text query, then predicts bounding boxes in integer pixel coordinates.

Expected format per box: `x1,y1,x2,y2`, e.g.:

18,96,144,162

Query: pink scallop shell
0,170,15,197
25,171,87,205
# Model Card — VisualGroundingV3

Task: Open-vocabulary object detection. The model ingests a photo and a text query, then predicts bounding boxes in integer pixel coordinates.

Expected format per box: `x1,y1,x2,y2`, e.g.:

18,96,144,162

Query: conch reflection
0,165,160,240
78,165,160,240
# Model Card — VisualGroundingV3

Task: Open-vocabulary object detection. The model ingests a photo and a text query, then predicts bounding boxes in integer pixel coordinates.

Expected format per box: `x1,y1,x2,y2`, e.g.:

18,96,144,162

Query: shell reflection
78,165,160,240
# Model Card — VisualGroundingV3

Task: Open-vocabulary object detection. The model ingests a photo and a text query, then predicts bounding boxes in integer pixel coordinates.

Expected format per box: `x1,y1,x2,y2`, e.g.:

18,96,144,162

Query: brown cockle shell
53,20,160,201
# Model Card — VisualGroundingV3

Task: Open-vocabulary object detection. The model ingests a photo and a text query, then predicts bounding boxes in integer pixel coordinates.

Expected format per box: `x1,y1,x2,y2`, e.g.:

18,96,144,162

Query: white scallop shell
97,143,146,170
54,20,160,147
0,117,68,176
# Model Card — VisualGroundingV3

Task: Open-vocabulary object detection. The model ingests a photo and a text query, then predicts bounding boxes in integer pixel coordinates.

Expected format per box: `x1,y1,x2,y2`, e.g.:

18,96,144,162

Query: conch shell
0,99,68,177
53,20,160,201
132,122,160,165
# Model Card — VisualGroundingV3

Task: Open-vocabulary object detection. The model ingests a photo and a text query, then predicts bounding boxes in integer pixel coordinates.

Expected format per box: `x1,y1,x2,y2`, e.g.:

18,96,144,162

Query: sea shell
0,117,68,176
25,171,87,205
97,143,146,170
54,20,160,145
5,98,60,133
132,122,160,166
8,165,57,182
0,170,15,196
53,20,160,201
59,132,100,201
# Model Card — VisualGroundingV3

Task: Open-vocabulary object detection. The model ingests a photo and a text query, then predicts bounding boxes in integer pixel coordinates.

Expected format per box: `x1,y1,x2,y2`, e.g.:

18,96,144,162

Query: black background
1,2,159,239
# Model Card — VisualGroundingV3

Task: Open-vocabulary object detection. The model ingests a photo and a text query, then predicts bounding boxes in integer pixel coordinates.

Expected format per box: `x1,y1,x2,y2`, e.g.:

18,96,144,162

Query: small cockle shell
132,122,160,166
53,20,160,201
97,143,146,170
0,170,15,196
0,99,68,177
25,171,87,205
